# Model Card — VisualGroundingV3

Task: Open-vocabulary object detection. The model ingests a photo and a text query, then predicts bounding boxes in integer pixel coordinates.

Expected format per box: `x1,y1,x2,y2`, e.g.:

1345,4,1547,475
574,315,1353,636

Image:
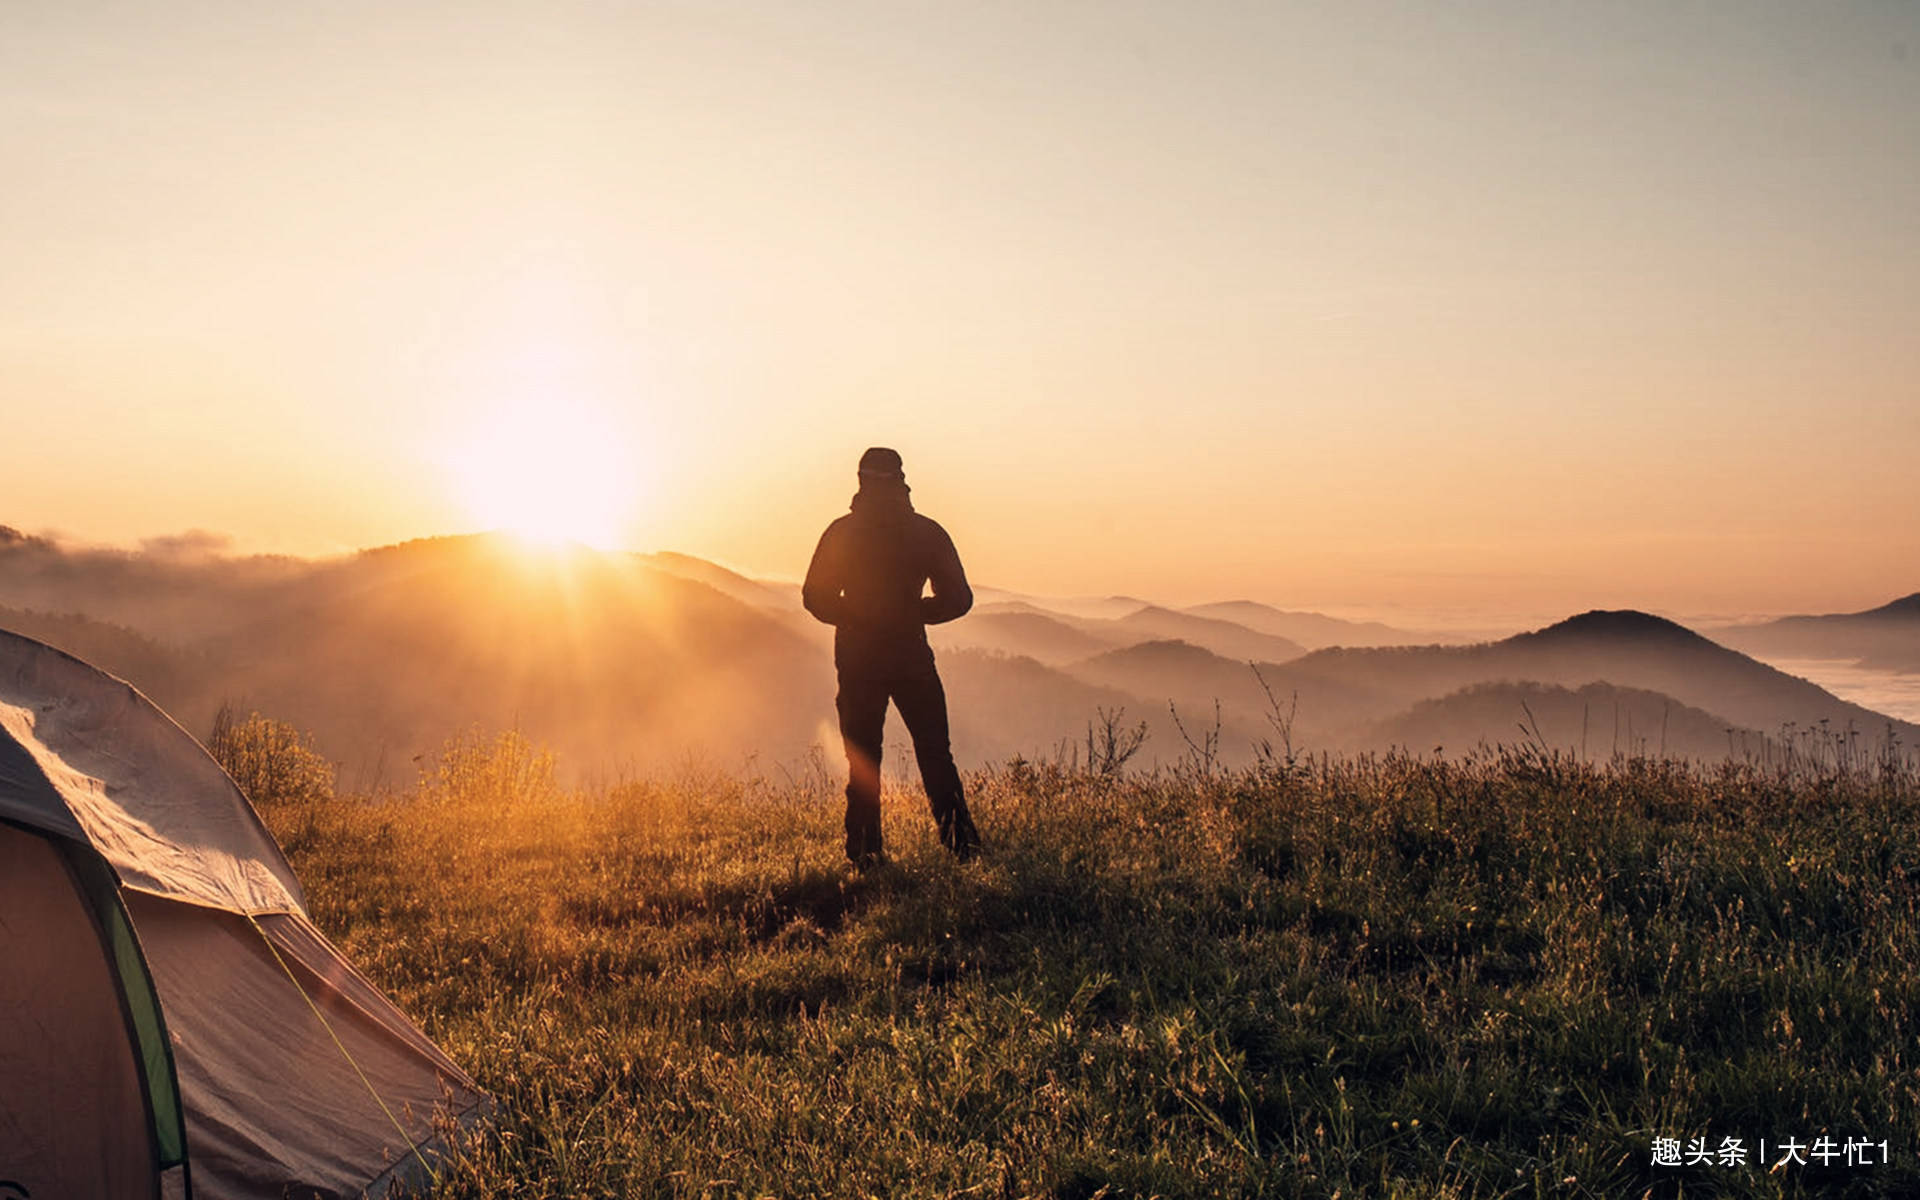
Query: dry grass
259,736,1920,1199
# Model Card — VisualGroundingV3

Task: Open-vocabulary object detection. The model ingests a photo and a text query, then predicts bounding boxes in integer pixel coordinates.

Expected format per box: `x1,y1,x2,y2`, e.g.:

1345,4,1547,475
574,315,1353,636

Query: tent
0,629,486,1198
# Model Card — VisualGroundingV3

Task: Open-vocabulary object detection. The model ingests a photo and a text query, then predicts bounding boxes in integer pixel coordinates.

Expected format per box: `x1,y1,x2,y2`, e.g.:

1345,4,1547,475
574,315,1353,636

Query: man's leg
891,670,982,860
836,674,890,865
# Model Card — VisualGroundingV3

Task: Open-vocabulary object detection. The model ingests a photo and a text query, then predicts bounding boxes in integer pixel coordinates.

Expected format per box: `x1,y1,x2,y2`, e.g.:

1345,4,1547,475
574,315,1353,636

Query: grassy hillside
258,735,1920,1199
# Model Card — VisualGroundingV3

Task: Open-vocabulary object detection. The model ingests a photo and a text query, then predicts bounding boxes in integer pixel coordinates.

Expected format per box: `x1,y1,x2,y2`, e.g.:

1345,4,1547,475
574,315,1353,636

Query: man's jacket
803,488,972,680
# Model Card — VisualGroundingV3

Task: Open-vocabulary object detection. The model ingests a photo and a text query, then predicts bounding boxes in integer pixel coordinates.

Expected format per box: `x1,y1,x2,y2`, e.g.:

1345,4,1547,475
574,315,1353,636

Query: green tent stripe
69,849,190,1172
106,892,188,1169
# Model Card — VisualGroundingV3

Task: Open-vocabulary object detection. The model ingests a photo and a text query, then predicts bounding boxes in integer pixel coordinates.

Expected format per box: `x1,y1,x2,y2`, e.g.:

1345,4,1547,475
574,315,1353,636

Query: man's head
857,447,906,484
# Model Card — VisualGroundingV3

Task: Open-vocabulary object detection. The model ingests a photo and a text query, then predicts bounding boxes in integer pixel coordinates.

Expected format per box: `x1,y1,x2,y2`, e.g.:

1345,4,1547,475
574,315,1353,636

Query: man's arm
802,524,847,626
920,521,973,625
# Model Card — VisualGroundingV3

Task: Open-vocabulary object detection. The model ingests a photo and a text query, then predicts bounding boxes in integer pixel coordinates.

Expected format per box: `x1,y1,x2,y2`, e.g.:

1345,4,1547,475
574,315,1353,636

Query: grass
257,738,1920,1199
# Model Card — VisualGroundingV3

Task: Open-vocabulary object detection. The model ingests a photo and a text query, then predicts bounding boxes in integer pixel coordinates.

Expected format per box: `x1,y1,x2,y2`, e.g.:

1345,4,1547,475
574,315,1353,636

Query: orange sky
3,2,1916,623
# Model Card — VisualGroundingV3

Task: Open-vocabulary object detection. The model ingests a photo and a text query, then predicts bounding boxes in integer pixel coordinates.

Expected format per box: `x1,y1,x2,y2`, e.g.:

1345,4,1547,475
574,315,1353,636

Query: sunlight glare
446,397,640,550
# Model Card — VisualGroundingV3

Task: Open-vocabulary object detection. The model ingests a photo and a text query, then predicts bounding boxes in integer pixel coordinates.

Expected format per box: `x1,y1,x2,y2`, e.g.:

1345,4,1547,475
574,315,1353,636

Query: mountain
964,600,1307,666
937,650,1166,765
1066,610,1920,761
1112,606,1307,664
218,536,835,782
1363,680,1762,760
1270,610,1920,749
1067,640,1282,715
0,524,308,640
635,551,804,614
1062,640,1301,764
970,588,1157,621
7,528,1906,774
3,532,1295,778
929,610,1129,665
0,533,832,782
1069,637,1412,755
1716,593,1920,672
1181,601,1436,650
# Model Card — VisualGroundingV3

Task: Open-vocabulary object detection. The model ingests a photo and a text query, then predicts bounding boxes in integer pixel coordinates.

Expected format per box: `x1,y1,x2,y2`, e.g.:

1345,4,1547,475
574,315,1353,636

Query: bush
208,703,335,806
420,727,557,808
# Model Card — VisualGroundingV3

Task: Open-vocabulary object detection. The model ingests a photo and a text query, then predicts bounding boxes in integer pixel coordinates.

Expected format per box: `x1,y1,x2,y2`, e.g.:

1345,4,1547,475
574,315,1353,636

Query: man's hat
857,447,905,481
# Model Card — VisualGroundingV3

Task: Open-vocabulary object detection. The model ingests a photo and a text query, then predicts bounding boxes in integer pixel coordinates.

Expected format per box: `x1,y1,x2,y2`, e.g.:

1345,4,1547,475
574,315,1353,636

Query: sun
445,399,639,550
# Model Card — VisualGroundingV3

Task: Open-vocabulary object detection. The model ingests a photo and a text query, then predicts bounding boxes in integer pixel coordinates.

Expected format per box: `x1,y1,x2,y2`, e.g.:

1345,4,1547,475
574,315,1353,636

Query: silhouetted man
804,447,982,867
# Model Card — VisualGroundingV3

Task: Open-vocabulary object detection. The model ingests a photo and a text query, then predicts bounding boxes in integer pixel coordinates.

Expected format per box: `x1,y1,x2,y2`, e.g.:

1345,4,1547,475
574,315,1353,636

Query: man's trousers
836,670,979,863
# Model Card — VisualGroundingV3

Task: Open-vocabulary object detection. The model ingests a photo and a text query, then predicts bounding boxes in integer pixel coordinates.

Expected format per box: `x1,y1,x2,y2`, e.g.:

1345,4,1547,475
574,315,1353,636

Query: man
803,447,983,867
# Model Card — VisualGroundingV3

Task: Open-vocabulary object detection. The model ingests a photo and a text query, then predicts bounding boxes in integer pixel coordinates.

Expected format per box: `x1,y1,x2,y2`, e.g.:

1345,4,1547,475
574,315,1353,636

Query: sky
3,0,1916,624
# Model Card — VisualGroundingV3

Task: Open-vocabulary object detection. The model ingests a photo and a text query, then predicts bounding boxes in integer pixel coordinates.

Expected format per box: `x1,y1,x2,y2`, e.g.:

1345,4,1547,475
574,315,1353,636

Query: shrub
420,727,558,808
207,703,335,806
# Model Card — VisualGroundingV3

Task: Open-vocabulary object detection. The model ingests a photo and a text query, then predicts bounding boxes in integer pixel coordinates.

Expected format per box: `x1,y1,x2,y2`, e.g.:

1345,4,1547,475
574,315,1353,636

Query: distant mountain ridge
1859,593,1920,619
1063,609,1920,760
635,551,803,613
929,610,1128,665
1295,609,1919,743
1067,639,1293,720
1180,600,1439,649
1368,681,1763,761
0,531,834,780
1113,606,1307,664
3,529,1910,774
958,601,1306,667
1716,592,1920,672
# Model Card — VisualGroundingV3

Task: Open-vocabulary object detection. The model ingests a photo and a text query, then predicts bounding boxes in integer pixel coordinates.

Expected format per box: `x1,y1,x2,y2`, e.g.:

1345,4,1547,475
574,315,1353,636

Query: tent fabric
262,909,476,1081
129,894,485,1200
0,628,488,1199
0,821,158,1200
0,630,305,913
0,706,87,839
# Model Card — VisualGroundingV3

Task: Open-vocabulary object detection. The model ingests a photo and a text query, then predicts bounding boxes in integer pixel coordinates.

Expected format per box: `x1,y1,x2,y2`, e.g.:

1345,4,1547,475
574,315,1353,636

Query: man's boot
939,807,983,862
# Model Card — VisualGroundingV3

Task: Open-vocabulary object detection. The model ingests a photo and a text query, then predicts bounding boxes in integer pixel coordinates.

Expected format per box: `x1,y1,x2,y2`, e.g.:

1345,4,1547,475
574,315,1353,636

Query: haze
4,1,1916,619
